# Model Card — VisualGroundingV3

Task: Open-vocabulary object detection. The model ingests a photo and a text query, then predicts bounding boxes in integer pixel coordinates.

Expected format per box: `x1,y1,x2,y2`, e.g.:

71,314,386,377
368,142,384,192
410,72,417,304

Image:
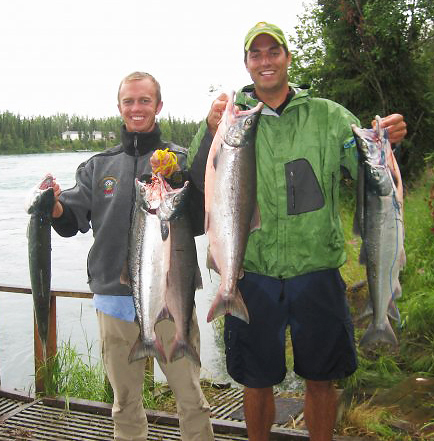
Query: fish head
352,117,390,168
158,178,190,221
351,121,393,195
135,177,160,213
223,92,263,148
26,173,55,215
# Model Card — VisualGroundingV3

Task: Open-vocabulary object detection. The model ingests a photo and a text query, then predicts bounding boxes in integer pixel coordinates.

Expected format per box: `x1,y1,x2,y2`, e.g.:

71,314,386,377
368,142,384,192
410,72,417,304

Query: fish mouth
225,91,263,122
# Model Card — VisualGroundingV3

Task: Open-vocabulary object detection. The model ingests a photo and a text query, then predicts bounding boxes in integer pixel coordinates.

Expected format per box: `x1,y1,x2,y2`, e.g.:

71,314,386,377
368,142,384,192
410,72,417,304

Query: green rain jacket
187,85,360,280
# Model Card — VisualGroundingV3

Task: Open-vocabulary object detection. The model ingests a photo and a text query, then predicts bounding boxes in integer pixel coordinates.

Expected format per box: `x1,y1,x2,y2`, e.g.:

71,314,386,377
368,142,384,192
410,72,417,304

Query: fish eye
245,118,252,126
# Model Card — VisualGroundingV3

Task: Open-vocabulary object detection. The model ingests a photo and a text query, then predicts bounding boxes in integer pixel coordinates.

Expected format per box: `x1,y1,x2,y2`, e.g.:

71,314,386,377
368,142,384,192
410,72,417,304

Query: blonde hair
117,71,161,104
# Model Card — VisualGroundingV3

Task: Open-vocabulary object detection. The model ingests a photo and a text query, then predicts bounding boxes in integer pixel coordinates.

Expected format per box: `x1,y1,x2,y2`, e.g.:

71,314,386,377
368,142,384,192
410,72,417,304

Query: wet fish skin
205,92,263,324
352,116,406,349
128,177,170,364
128,175,193,364
164,182,203,366
26,173,55,359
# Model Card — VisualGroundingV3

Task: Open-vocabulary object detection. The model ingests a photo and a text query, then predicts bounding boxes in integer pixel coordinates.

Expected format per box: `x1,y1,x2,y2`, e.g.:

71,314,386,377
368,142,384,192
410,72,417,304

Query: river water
0,152,230,392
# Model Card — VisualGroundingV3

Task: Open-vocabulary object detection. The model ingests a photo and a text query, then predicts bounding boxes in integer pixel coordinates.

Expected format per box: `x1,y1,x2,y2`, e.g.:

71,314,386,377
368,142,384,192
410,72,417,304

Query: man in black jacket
51,72,214,441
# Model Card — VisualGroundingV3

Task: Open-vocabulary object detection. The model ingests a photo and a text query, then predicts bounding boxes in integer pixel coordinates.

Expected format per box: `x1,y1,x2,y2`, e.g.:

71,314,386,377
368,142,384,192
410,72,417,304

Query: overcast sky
0,0,307,122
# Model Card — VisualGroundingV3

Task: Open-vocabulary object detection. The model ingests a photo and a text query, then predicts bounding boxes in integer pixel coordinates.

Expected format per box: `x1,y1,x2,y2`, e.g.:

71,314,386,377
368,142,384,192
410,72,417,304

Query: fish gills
128,177,170,364
205,92,263,324
352,116,406,349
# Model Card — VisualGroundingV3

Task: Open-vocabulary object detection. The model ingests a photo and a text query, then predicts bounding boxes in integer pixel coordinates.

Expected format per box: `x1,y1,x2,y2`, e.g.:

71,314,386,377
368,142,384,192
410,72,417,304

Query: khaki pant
97,309,214,441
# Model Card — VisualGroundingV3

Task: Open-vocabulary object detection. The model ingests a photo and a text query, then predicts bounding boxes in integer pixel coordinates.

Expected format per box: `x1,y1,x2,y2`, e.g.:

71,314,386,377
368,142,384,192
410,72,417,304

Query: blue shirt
93,294,136,322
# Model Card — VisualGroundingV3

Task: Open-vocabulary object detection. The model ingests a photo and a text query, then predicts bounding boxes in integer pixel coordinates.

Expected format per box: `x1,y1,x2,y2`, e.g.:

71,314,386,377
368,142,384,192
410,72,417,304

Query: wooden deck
0,387,369,441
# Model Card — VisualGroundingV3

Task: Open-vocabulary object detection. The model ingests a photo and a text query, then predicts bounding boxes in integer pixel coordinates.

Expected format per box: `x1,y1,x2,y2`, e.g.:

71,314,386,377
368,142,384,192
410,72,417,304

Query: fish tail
128,337,167,364
169,339,201,367
359,320,398,348
207,287,249,324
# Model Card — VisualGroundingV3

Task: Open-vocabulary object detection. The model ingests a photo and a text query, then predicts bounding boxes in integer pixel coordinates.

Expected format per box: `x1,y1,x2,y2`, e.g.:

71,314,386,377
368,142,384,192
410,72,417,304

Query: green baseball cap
244,22,288,51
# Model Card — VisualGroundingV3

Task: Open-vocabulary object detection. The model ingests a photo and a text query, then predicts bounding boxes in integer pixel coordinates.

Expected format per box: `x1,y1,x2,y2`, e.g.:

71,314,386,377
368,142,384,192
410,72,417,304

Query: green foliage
288,0,434,179
335,168,434,396
41,339,112,403
159,115,200,148
0,112,200,154
39,339,168,409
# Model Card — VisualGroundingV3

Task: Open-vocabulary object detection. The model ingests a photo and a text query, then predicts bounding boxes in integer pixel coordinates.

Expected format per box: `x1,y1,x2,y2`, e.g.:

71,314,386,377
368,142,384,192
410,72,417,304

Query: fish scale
26,174,55,359
352,116,406,349
204,92,263,324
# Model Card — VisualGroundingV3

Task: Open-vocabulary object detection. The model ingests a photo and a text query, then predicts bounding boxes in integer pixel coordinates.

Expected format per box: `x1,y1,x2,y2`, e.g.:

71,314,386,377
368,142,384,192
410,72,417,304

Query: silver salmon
127,174,193,364
159,179,202,366
26,173,55,359
127,175,171,364
352,116,406,349
205,92,263,323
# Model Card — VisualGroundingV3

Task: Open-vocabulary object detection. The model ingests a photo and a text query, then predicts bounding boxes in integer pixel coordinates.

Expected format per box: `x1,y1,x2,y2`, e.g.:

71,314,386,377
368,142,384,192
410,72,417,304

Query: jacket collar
121,124,162,156
237,83,310,115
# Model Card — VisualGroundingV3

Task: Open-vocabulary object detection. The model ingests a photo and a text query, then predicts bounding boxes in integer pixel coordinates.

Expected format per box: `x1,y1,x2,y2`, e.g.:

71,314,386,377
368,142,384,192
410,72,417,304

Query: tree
289,0,434,178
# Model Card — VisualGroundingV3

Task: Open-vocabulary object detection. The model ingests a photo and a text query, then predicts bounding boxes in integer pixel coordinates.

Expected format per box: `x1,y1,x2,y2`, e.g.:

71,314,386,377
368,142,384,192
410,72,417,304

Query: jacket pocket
285,159,325,215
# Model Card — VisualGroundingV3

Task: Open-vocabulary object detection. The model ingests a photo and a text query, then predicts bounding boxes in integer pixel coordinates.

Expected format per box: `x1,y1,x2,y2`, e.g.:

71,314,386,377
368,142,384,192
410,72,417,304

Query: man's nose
131,100,142,111
259,54,272,66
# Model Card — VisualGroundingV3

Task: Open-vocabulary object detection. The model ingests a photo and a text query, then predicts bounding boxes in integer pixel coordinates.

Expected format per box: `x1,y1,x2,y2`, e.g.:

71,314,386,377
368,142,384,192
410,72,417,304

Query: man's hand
51,179,63,218
206,93,229,136
372,114,407,144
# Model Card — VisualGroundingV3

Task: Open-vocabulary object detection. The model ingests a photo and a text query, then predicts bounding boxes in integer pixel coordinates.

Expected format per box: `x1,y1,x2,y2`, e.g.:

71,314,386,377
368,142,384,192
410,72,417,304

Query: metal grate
210,387,244,420
0,396,249,441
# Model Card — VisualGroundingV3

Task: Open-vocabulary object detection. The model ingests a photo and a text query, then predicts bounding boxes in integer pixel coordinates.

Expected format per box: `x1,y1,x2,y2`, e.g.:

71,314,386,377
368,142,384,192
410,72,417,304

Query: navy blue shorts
224,269,357,388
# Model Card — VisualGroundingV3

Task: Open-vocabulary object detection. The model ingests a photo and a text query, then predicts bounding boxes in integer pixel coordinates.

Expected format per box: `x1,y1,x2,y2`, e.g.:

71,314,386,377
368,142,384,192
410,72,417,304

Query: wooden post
34,295,57,394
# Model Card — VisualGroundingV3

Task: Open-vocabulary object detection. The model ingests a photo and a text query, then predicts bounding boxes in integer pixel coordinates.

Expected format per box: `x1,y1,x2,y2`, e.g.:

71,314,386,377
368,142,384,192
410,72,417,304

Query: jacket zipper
290,170,295,210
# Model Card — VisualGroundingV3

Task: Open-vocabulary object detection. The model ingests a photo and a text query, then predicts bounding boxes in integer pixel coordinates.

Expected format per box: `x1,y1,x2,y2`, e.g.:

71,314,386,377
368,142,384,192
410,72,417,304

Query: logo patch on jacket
100,176,118,197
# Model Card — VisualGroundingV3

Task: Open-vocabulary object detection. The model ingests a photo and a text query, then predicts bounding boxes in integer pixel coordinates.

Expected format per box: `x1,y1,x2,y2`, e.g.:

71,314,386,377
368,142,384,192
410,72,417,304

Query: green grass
38,339,167,410
37,168,434,439
333,168,434,439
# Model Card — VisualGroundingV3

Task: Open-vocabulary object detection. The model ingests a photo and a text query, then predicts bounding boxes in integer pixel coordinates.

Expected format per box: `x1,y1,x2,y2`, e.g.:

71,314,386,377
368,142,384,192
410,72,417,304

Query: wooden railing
0,285,154,394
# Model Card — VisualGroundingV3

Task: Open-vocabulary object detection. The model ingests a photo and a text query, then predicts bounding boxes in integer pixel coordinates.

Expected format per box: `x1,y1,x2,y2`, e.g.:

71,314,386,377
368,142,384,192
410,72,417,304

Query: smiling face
245,33,291,104
117,78,163,133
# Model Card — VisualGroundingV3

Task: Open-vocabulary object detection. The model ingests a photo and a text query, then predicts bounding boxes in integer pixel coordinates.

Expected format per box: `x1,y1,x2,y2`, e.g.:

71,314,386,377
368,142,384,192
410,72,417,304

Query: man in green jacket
187,22,407,441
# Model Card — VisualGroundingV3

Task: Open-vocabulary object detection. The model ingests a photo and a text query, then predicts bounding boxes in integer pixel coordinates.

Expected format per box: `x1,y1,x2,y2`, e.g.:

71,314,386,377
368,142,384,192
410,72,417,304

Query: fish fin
207,287,249,324
169,339,201,367
160,221,170,241
195,266,203,290
119,261,130,286
156,306,172,324
206,246,220,274
249,203,261,232
355,299,373,321
128,336,167,364
359,320,398,349
204,211,210,233
387,299,401,322
392,279,402,299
